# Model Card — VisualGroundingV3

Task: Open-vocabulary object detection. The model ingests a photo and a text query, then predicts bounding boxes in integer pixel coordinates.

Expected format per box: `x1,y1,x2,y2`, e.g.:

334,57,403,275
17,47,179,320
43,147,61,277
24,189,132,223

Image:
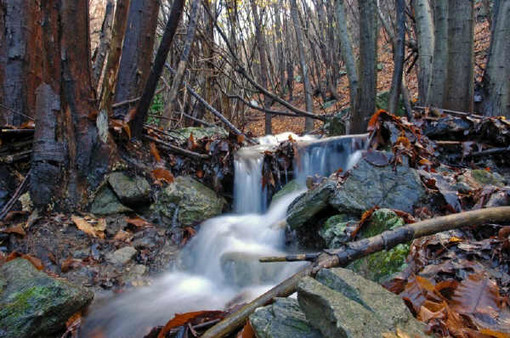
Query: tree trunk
389,0,405,115
161,0,199,129
98,0,130,112
31,0,109,210
133,0,185,138
92,0,115,93
351,0,378,133
112,0,159,119
412,0,434,104
290,0,314,132
444,0,474,112
426,0,448,107
481,0,510,118
335,0,358,111
273,2,286,96
250,0,272,135
0,0,40,125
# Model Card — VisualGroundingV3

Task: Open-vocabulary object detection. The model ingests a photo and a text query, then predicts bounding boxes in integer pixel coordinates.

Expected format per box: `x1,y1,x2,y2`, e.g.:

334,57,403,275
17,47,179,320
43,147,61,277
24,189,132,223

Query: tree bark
98,0,130,112
426,0,448,107
351,0,378,133
412,0,434,104
388,0,405,115
92,0,115,93
161,0,199,129
290,0,314,132
444,0,474,112
0,0,40,125
273,2,286,96
133,0,185,138
113,0,159,119
481,0,510,118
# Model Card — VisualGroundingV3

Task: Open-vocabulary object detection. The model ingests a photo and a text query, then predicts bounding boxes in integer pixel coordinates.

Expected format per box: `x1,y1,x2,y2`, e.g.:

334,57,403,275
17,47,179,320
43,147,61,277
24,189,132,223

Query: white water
84,133,367,337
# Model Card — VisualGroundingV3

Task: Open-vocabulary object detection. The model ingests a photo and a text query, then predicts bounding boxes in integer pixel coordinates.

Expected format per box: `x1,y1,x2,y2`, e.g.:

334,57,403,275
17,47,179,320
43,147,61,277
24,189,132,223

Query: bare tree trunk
98,0,130,112
92,0,115,93
335,0,358,110
412,0,434,104
250,0,272,135
351,0,377,133
273,2,286,96
113,0,159,119
290,0,314,132
481,0,510,118
133,0,185,138
161,0,199,128
31,0,109,210
444,0,474,112
389,0,405,115
426,0,448,107
0,0,40,125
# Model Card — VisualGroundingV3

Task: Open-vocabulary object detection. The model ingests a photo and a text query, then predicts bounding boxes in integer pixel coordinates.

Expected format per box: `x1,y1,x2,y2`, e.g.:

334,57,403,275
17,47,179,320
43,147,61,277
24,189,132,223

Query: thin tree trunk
112,0,159,119
389,0,405,115
290,0,314,132
412,0,434,104
98,0,130,112
351,0,378,133
250,0,272,135
335,0,358,111
161,0,199,129
92,0,115,93
426,0,448,107
273,2,286,96
444,0,474,112
481,0,510,118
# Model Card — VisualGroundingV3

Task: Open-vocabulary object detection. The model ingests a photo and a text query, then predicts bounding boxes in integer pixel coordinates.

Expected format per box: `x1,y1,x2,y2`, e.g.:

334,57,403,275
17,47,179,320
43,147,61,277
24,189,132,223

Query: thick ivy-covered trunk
0,0,41,125
112,0,159,119
31,0,109,210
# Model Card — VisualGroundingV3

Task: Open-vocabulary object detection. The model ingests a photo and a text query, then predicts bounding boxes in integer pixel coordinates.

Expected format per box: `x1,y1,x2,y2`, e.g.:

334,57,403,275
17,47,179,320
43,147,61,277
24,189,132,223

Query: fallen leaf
150,142,162,163
152,168,174,184
126,216,152,228
1,224,26,236
61,257,82,273
237,320,255,338
158,311,225,338
71,215,105,239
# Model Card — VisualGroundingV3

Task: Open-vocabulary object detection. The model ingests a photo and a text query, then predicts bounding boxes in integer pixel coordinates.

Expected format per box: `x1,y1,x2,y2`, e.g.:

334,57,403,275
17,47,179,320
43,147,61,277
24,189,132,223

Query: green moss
320,214,359,249
471,169,505,187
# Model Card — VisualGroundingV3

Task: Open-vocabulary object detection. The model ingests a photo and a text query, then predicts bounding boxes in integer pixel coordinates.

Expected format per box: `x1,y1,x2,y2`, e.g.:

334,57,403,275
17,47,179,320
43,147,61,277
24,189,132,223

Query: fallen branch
201,206,510,338
0,150,32,164
0,170,31,221
144,135,210,160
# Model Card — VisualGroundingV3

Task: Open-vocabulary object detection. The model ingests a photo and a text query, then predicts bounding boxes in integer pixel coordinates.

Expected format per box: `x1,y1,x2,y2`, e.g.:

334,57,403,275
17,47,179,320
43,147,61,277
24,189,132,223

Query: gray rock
0,259,93,338
107,246,137,265
315,268,426,336
107,172,151,206
250,298,323,338
90,186,132,215
287,180,336,229
152,176,225,227
329,154,426,214
319,214,358,248
298,269,427,338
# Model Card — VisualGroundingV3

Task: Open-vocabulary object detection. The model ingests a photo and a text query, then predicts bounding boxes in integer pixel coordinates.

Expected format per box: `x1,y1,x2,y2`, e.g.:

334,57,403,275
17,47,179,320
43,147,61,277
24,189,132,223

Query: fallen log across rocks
201,206,510,338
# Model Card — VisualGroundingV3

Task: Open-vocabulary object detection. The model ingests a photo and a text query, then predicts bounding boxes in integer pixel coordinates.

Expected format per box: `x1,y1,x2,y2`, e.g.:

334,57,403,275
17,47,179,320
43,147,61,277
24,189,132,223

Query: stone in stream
287,151,427,230
0,258,93,338
250,298,323,338
297,268,427,338
107,172,151,206
151,176,226,227
270,180,303,206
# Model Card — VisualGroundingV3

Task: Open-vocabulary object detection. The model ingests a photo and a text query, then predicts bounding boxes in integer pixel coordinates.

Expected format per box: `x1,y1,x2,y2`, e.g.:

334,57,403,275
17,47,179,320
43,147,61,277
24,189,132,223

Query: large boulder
152,176,225,227
250,298,323,338
329,153,426,214
107,172,151,206
90,186,133,215
0,259,93,338
297,268,427,337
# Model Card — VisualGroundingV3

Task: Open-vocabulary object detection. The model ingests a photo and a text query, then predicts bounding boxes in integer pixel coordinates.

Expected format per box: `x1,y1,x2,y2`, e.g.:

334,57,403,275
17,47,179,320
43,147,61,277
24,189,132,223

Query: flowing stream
83,133,366,337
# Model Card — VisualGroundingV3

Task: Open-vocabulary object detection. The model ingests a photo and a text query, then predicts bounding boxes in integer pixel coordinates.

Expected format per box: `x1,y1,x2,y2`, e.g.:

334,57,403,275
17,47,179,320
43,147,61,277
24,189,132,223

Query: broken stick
201,206,510,338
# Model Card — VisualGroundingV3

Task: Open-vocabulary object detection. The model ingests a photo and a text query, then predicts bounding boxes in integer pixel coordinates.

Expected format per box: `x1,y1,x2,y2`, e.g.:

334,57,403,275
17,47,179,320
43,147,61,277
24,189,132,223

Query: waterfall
83,133,367,337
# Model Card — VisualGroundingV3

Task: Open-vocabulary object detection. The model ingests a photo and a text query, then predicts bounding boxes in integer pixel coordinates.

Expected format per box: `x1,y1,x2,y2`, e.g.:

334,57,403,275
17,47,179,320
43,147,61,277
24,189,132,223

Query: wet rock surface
90,185,133,215
0,258,93,338
107,172,151,206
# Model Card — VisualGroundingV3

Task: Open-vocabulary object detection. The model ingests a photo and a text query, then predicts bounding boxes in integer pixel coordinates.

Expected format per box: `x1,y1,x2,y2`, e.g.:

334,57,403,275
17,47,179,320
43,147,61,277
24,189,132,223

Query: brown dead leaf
61,257,82,273
150,142,162,163
63,311,83,338
237,320,255,338
71,215,105,239
113,230,133,242
450,273,502,319
152,168,174,184
158,311,225,338
6,252,44,270
126,216,152,228
1,224,26,236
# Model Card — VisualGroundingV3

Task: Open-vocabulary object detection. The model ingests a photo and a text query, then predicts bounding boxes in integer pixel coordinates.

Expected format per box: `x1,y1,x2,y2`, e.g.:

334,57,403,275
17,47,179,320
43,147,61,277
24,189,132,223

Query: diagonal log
201,206,510,338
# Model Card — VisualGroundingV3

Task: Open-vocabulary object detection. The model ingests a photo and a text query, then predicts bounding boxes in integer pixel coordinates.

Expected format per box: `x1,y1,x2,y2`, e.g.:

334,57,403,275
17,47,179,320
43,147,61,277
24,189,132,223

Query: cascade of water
83,133,368,337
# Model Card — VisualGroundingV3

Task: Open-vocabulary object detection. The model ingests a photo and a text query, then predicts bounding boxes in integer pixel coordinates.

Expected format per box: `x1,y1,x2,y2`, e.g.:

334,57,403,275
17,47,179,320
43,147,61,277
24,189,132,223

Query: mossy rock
348,209,409,282
0,259,93,338
471,169,505,187
271,180,303,206
319,214,358,249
